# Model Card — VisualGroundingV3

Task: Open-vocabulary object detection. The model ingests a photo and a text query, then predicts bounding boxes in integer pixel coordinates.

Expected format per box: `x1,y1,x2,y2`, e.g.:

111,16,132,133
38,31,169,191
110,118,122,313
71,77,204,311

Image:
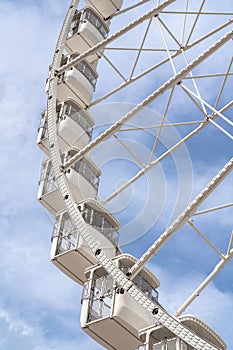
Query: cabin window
52,213,77,254
83,8,109,38
75,60,97,88
67,9,108,40
59,54,97,88
38,112,48,142
65,151,100,190
41,118,48,140
120,264,158,303
67,11,82,38
82,206,119,246
57,213,77,253
41,153,99,196
61,101,92,137
87,275,114,322
41,161,58,194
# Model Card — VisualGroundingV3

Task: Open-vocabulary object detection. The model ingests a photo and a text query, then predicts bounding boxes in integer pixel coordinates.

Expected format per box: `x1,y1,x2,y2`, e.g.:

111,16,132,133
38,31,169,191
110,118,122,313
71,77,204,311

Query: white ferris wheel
37,0,233,349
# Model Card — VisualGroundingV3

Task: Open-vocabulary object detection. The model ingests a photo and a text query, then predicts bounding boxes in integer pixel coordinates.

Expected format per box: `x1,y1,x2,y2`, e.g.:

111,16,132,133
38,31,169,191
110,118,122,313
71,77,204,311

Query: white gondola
51,199,121,284
138,315,227,350
85,0,123,19
38,152,100,216
80,254,160,350
65,7,109,63
37,100,94,156
57,54,98,108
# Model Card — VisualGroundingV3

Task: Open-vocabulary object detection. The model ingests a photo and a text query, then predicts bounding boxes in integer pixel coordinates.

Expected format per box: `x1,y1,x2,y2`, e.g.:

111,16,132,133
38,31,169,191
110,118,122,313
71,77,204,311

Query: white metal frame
44,0,233,349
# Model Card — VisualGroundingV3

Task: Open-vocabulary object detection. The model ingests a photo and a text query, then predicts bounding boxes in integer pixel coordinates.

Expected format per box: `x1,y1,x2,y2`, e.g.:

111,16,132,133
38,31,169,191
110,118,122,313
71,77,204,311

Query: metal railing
59,54,97,88
40,161,58,194
86,275,114,322
82,206,119,246
83,8,109,38
121,266,158,303
75,60,97,88
53,206,119,255
67,8,108,40
71,157,100,190
60,101,92,137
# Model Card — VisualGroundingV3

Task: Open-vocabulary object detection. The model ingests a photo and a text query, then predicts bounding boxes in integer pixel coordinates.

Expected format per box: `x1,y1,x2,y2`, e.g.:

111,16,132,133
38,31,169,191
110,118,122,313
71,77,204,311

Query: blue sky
0,0,232,349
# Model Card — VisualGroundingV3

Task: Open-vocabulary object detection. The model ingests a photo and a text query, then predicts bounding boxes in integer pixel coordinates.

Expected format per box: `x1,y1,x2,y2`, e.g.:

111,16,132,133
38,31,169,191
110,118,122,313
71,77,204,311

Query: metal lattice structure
38,1,233,349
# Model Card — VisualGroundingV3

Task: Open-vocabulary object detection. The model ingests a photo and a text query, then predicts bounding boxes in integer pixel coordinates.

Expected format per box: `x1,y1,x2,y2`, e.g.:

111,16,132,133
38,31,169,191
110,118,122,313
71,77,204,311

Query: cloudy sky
0,0,232,349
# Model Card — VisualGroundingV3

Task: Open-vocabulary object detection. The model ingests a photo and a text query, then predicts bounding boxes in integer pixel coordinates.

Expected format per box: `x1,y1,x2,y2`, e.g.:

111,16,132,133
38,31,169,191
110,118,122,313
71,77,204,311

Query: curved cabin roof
78,198,121,230
112,254,160,289
84,253,160,289
60,53,99,80
82,6,110,31
60,98,95,126
179,315,226,350
139,314,226,350
66,149,102,177
72,7,110,32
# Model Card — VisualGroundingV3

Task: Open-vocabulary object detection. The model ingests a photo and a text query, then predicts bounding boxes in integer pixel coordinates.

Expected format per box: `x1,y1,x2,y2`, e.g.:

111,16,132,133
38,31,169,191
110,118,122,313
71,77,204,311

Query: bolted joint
116,287,125,294
152,308,159,315
95,248,102,256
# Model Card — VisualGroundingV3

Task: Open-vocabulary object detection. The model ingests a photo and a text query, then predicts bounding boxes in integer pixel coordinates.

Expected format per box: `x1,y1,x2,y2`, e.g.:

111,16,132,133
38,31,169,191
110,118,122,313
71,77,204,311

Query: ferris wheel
37,0,233,349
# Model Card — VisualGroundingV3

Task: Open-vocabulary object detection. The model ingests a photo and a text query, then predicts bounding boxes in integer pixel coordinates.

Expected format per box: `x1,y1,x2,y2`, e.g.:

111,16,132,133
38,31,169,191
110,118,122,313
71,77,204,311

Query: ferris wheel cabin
65,7,109,64
85,0,123,19
57,54,98,108
38,152,100,216
51,199,121,284
138,315,227,350
37,100,94,156
80,254,160,350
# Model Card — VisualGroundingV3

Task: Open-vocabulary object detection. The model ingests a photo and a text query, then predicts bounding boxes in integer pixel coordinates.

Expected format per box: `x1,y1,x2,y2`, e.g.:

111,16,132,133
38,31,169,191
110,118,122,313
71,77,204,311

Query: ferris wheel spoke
128,158,233,280
102,121,206,204
175,247,233,318
182,52,208,115
89,53,175,107
157,16,182,49
63,29,232,172
180,0,188,44
185,0,206,47
101,52,128,82
187,220,225,259
120,120,203,131
61,19,232,111
181,84,233,127
214,56,233,110
227,231,233,255
129,17,153,79
148,86,175,165
208,119,233,141
113,134,147,168
183,72,233,80
57,0,175,76
194,203,233,216
187,18,233,49
157,18,178,75
104,46,177,52
163,10,233,16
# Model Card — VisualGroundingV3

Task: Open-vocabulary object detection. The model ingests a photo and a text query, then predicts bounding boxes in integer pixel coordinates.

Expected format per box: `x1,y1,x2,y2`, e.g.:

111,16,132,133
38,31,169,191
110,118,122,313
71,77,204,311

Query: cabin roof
78,198,121,229
139,314,226,350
